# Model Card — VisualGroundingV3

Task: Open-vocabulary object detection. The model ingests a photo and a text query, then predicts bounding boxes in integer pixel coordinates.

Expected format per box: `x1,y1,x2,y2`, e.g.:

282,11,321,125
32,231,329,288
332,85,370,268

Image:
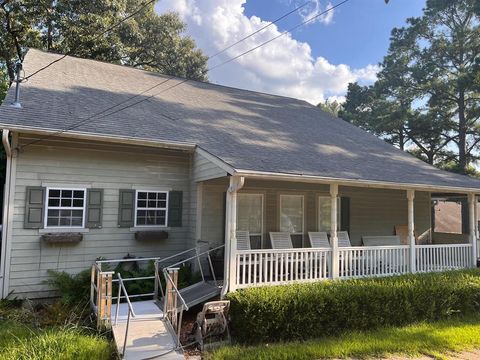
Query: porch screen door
237,193,264,248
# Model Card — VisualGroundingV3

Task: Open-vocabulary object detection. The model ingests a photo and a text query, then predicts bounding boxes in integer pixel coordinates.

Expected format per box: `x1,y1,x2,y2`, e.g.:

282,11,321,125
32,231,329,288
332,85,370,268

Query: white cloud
156,0,379,104
295,0,335,25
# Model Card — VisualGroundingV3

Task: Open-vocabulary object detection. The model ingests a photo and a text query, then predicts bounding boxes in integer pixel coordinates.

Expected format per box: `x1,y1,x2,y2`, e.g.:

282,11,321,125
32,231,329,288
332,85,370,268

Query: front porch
197,176,480,292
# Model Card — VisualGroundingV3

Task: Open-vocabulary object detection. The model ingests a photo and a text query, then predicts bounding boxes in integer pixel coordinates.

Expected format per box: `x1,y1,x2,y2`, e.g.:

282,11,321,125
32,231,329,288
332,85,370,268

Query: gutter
0,125,196,152
233,169,480,194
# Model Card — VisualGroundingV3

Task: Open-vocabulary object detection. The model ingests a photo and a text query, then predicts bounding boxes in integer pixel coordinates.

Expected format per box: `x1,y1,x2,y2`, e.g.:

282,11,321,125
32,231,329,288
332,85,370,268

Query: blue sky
156,0,426,104
244,0,425,68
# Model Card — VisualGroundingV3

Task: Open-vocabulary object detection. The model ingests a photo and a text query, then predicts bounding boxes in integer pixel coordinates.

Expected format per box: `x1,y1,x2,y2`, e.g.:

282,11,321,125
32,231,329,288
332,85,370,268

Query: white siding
8,137,195,298
192,151,228,182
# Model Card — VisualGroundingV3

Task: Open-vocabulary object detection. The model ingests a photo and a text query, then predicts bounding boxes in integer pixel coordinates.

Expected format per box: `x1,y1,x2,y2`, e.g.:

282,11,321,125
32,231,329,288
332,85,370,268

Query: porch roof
1,49,480,192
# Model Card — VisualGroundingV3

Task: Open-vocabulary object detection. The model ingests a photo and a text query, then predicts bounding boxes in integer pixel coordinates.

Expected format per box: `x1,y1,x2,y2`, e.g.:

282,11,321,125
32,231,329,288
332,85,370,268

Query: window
46,188,86,228
135,191,169,226
318,196,341,232
280,194,304,234
237,193,263,238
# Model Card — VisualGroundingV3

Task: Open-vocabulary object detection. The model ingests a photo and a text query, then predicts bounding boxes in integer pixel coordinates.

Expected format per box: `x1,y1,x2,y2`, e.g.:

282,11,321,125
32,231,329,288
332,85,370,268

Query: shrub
226,269,480,344
46,269,91,306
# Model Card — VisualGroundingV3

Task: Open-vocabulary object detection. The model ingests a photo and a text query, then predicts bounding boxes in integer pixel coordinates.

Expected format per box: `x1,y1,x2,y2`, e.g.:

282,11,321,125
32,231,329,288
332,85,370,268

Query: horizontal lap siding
192,152,227,182
9,139,194,298
341,187,431,245
200,179,431,249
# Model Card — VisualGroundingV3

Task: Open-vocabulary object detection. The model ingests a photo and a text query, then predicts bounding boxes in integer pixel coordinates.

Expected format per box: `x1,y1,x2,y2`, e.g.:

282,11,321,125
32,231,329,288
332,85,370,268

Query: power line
208,0,312,59
23,0,312,82
209,0,349,71
19,0,349,150
18,1,315,149
23,0,157,81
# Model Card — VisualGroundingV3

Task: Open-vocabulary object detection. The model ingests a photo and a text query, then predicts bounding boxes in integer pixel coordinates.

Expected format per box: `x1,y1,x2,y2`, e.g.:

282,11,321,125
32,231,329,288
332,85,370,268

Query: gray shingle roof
1,49,480,190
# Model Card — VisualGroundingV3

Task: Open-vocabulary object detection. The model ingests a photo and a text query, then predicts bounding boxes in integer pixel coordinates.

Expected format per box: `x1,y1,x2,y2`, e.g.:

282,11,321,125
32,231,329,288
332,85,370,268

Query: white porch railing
338,245,410,279
233,244,474,289
416,244,472,272
236,248,331,289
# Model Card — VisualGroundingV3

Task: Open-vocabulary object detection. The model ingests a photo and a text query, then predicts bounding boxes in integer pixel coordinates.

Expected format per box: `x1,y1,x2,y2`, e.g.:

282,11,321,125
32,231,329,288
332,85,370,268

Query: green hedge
226,269,480,344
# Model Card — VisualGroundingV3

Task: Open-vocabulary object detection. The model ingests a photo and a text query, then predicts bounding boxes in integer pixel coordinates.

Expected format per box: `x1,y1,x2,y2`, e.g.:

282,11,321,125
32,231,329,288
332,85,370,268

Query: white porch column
221,176,245,296
468,193,477,268
330,184,339,279
407,189,416,273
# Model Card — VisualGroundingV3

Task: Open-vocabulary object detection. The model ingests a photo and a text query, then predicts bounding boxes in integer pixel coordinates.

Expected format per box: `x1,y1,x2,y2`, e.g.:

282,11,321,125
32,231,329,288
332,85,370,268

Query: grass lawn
209,317,480,360
0,319,113,360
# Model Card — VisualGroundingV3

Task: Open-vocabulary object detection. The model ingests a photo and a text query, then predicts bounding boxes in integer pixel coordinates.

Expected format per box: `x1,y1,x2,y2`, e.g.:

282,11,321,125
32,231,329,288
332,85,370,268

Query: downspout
220,176,245,298
0,130,13,299
2,130,11,157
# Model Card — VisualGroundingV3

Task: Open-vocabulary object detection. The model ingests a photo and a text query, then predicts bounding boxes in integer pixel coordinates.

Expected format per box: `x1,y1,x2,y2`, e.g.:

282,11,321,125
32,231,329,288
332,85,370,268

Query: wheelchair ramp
181,281,222,308
159,281,222,310
111,300,184,360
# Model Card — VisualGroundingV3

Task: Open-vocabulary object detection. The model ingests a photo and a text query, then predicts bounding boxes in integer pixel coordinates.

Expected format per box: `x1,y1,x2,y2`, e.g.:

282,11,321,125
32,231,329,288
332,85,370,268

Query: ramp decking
111,300,184,360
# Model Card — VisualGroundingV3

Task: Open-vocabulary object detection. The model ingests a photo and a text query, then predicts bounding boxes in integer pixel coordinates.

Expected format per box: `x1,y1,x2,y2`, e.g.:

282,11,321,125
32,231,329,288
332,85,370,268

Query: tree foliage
317,99,343,117
341,0,480,173
0,0,208,104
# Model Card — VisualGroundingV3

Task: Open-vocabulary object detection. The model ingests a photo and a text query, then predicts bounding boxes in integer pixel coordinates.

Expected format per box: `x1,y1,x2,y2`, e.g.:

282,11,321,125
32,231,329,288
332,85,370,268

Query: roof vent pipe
10,62,22,109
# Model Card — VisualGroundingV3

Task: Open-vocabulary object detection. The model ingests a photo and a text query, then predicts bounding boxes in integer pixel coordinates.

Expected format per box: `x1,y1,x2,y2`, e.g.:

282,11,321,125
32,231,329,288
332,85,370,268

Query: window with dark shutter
168,191,183,227
86,189,103,229
24,186,45,229
118,189,135,228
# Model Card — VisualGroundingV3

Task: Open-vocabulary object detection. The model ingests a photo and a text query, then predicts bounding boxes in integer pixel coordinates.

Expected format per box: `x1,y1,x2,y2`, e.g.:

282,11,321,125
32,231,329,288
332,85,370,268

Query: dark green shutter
24,186,45,229
86,189,103,229
340,197,350,233
168,191,183,227
118,189,135,228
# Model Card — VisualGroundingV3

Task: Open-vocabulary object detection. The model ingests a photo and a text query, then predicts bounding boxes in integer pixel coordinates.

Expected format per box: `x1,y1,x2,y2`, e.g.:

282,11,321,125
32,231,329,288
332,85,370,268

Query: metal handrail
114,273,137,358
154,244,224,300
115,273,136,324
95,256,162,264
155,247,199,266
164,244,225,270
112,275,156,282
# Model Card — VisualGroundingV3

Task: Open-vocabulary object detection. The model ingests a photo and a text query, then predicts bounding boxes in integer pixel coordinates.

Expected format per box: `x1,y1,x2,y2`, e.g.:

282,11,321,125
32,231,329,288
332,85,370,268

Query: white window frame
44,187,87,229
134,190,169,227
318,196,341,232
279,194,304,235
237,192,264,243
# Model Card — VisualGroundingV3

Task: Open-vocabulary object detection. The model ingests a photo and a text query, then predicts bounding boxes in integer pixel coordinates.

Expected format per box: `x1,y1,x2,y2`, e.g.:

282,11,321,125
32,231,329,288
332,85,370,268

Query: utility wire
19,1,316,149
19,0,349,150
208,0,312,59
23,0,312,82
209,0,349,71
23,0,157,81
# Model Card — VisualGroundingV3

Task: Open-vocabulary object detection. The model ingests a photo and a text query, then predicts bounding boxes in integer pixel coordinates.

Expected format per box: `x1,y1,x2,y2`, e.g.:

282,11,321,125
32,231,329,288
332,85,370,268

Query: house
0,48,479,301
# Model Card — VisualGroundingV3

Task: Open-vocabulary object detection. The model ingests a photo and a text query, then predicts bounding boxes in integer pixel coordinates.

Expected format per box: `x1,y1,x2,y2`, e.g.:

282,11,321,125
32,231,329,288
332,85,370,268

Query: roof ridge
24,48,314,106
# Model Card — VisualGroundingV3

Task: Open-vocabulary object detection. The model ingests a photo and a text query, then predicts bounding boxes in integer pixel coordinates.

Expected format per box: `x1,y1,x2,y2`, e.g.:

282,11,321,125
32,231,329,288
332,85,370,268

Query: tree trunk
398,128,405,151
427,152,434,165
47,2,55,51
457,91,467,174
5,59,15,84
